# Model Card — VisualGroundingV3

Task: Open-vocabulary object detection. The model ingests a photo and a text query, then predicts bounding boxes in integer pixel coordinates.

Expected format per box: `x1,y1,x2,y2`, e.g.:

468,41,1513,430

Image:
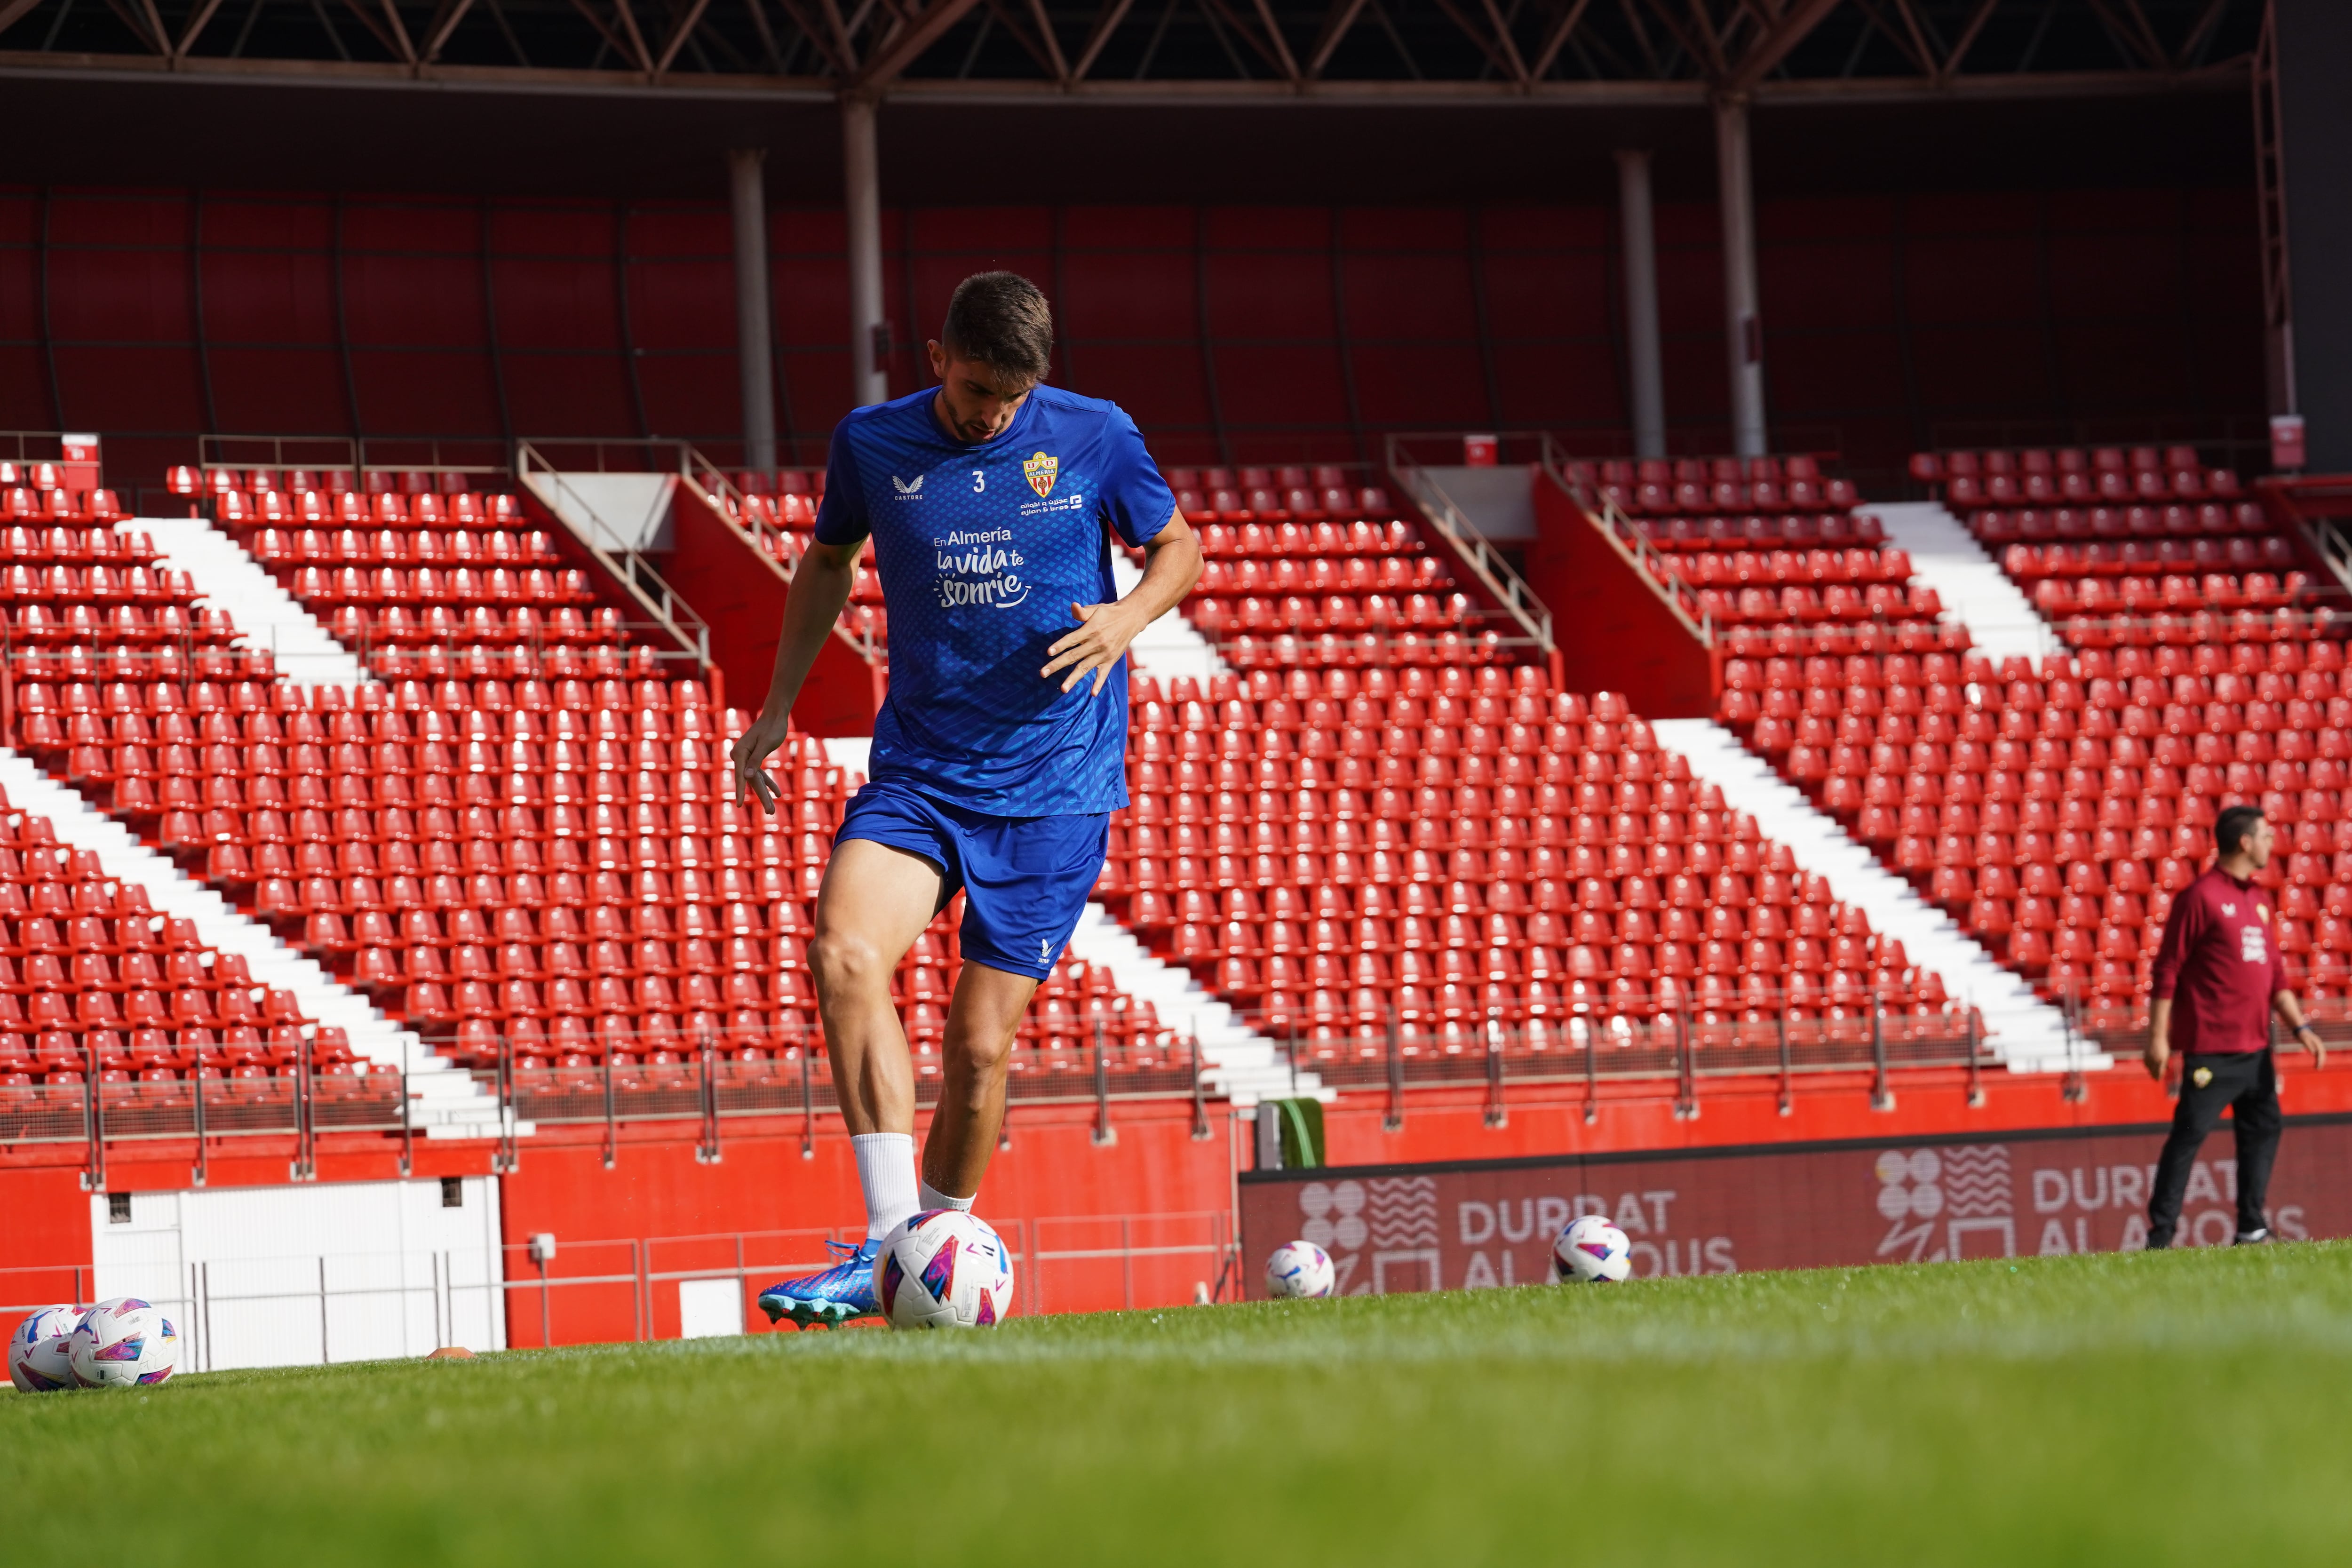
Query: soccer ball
874,1211,1015,1330
1551,1216,1633,1283
1264,1241,1335,1299
67,1298,178,1388
8,1305,82,1393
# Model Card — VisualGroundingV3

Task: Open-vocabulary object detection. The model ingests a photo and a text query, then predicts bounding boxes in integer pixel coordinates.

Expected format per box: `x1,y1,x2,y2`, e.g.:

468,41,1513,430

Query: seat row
169,466,487,500
315,605,627,648
217,490,524,528
14,670,707,725
1172,487,1392,524
2028,573,2306,614
1657,547,1921,589
1196,553,1447,596
286,565,593,607
1912,445,2241,503
1683,581,1943,629
1730,642,2339,692
2,488,125,525
1629,513,1888,552
244,527,563,570
1194,520,1417,559
1969,503,2269,544
1588,476,1860,516
1189,593,1474,638
0,564,198,605
1,605,234,646
0,525,159,565
0,1026,365,1089
1999,537,2297,579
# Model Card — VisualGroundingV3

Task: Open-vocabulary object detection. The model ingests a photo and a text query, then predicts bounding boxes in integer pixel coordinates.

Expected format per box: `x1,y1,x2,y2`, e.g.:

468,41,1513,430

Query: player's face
2246,815,2275,867
928,343,1035,444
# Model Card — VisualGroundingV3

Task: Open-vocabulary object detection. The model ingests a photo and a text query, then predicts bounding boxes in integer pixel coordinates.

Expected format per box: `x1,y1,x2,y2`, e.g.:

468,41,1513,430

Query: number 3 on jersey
973,469,986,493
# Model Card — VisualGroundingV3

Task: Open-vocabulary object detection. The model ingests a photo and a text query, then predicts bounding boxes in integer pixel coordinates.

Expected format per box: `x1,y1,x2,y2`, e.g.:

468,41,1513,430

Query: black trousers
2146,1049,2282,1248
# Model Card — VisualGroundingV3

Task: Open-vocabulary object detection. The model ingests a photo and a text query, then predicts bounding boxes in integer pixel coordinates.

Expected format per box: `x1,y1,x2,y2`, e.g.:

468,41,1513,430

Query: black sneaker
2233,1227,2272,1246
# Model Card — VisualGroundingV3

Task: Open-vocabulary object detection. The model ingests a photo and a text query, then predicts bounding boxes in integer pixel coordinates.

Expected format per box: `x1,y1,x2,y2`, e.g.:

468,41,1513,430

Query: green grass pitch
9,1243,2352,1566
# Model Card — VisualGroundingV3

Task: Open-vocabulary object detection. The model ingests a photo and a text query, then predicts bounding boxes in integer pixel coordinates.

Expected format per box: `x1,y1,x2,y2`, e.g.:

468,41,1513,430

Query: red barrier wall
655,487,880,735
493,1101,1240,1342
1241,1112,2352,1296
1526,471,1715,717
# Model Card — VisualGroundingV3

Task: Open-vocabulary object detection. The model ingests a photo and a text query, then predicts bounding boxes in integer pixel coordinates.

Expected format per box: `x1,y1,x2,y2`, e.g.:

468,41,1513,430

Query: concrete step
125,517,372,687
1649,719,2101,1074
0,751,525,1112
1864,500,2060,664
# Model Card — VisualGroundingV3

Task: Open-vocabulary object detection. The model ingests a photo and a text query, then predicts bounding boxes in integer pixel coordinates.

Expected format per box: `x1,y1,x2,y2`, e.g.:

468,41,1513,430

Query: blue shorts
831,778,1109,980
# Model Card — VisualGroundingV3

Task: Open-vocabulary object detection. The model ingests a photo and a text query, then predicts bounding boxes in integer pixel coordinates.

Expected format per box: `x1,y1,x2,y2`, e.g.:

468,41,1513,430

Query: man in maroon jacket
2144,805,2329,1248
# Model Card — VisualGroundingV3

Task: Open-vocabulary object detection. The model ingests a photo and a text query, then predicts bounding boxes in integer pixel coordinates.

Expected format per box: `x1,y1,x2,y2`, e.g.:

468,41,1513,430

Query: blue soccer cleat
757,1238,882,1327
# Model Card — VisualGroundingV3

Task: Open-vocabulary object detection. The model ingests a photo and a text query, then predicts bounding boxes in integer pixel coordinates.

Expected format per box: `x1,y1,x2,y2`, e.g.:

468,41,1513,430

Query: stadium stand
0,786,340,1091
1094,476,1975,1075
175,465,626,657
1566,454,1961,651
13,459,1184,1105
1701,443,2352,1040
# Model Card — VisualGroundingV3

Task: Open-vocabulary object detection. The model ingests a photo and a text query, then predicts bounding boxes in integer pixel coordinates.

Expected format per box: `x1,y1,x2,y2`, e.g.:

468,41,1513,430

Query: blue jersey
813,384,1176,817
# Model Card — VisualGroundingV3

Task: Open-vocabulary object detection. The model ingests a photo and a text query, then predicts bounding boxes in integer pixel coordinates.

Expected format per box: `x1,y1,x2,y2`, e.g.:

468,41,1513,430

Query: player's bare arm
729,536,863,813
1041,509,1203,695
2274,990,2327,1070
2144,996,2171,1081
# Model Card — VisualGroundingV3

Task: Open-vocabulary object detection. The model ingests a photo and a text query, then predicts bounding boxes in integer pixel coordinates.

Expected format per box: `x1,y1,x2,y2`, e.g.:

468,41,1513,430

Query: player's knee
947,1022,1017,1077
808,930,890,996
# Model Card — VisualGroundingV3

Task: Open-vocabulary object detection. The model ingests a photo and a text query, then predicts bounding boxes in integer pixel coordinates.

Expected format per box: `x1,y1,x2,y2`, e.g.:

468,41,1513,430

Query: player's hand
730,709,792,814
2143,1034,2169,1082
2301,1026,2327,1072
1042,601,1142,696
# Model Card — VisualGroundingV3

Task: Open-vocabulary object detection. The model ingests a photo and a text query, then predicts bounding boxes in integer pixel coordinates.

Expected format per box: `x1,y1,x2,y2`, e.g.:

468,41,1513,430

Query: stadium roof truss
0,0,2259,104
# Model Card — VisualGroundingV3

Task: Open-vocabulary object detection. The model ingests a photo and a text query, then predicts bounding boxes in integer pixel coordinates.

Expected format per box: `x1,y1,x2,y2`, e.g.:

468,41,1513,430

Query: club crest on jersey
1024,451,1058,498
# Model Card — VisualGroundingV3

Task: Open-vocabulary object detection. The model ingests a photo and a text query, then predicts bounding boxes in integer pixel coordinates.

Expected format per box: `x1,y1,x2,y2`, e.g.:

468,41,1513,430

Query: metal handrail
2303,516,2352,597
2253,476,2352,598
674,446,884,668
1382,435,1554,654
198,433,509,479
515,441,712,667
1536,436,1716,647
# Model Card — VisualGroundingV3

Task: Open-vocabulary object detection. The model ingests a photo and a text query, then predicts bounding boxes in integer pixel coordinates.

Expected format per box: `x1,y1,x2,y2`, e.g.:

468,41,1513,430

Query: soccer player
2142,805,2328,1249
731,272,1200,1324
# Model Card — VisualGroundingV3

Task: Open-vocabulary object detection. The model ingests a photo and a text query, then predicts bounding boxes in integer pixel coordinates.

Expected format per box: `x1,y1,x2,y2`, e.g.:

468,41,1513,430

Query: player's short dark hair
940,272,1053,387
2215,804,2265,858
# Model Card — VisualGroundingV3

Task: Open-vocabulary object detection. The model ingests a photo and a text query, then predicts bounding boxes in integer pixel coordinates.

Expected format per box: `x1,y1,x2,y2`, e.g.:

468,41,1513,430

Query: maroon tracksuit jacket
2149,866,2290,1055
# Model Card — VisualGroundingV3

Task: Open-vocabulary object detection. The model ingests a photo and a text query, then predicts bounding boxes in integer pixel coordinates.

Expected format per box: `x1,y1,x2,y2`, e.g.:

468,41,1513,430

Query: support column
842,95,889,408
1615,149,1666,461
1714,93,1767,459
2271,0,2352,468
728,148,777,472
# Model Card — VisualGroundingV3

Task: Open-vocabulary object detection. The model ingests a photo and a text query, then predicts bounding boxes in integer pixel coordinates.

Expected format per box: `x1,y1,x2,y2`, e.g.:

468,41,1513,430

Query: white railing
674,446,884,668
1535,436,1716,646
515,441,711,666
1383,435,1554,654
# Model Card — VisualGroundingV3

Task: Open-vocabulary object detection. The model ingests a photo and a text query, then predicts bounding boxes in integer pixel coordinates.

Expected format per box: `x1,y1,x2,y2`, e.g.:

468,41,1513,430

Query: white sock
919,1178,976,1214
852,1132,920,1241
